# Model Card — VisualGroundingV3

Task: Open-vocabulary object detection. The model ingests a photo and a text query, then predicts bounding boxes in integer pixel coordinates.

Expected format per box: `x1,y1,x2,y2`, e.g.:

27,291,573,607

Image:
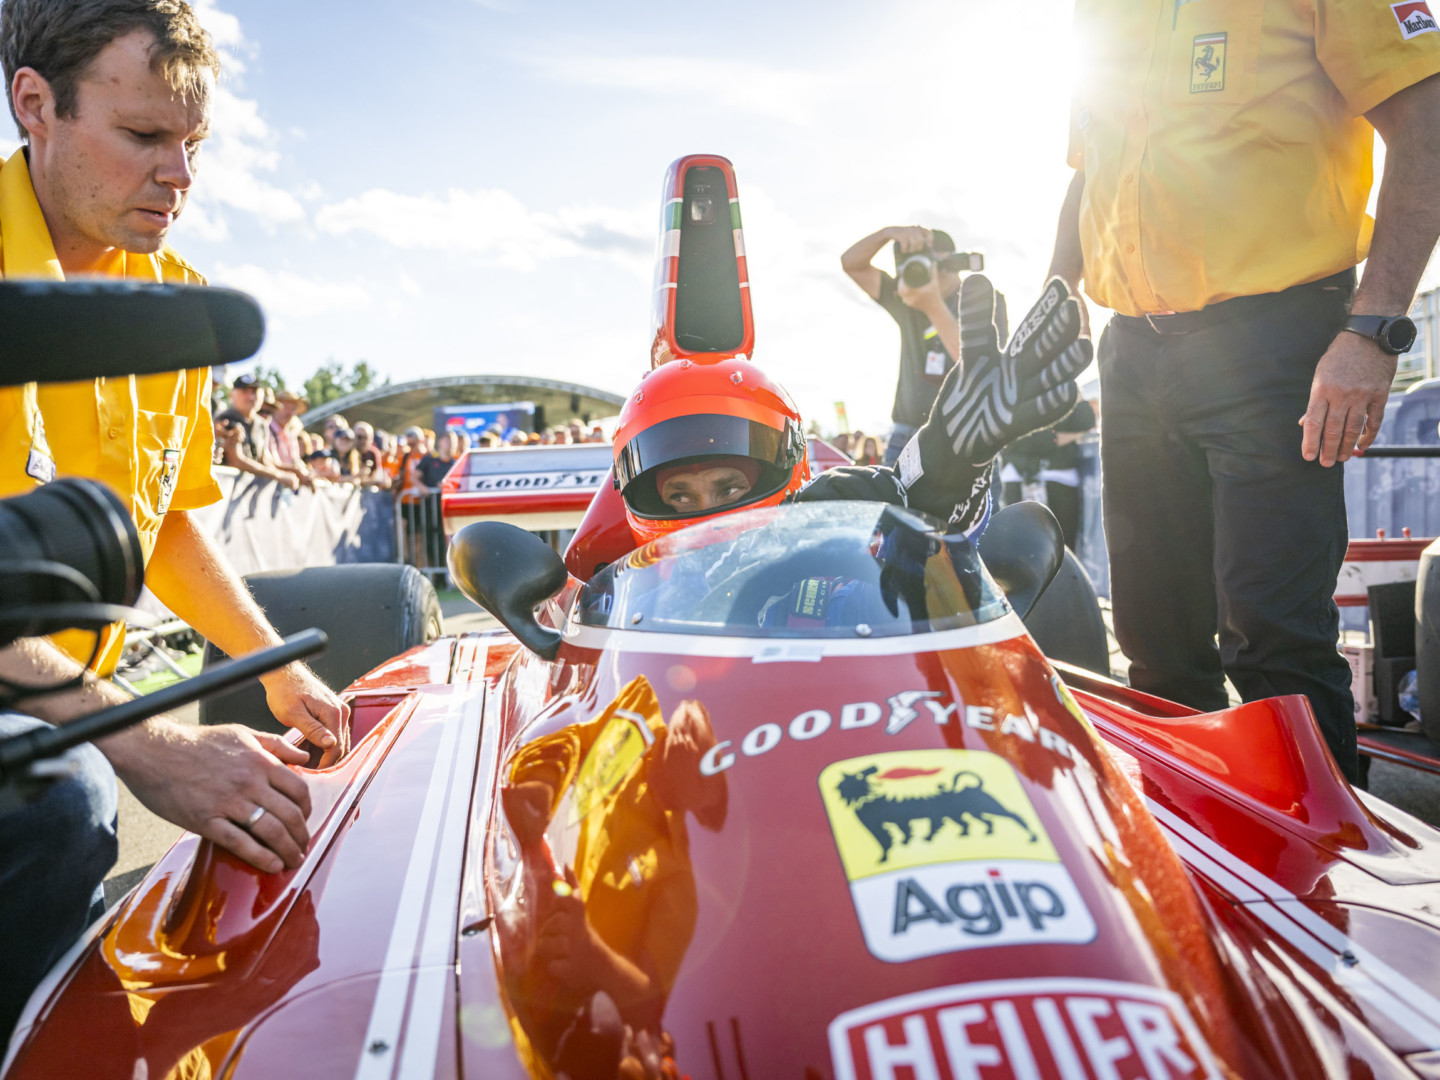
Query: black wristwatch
1343,314,1418,355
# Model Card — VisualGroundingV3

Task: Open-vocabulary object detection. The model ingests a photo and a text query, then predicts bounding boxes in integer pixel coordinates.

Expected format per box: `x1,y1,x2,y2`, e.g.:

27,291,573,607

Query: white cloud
175,1,307,236
211,263,371,320
314,186,653,273
525,55,831,124
192,0,246,54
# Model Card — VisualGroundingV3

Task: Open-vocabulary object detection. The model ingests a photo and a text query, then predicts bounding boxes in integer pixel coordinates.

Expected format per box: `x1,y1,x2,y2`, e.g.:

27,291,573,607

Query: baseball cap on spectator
403,426,424,441
233,372,260,391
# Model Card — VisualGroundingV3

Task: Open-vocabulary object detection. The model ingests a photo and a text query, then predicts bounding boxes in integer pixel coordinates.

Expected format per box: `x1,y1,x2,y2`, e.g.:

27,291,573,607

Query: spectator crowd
209,363,1099,551
207,371,610,501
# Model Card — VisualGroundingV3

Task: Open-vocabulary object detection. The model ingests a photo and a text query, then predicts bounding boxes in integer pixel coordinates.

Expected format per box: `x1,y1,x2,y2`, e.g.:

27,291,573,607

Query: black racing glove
897,274,1091,516
795,275,1090,531
792,465,907,506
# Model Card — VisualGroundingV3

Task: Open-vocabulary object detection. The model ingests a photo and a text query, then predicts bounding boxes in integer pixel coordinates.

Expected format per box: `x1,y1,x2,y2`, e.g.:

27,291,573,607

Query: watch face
1384,316,1418,354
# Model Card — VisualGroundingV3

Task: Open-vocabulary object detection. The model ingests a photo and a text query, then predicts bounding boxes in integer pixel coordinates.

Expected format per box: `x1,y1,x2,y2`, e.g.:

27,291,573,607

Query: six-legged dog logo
837,765,1037,862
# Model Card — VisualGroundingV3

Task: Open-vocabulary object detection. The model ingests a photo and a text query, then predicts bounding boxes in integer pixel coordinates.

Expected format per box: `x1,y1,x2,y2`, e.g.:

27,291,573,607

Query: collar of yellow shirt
0,149,194,280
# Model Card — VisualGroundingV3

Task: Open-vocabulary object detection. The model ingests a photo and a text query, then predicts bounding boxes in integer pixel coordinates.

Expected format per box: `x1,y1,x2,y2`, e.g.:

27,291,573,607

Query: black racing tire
198,564,442,733
1022,549,1110,675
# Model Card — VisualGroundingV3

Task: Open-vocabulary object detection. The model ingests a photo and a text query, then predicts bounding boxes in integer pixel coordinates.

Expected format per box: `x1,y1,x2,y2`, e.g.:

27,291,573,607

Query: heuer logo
829,978,1222,1080
819,749,1095,963
1393,0,1439,37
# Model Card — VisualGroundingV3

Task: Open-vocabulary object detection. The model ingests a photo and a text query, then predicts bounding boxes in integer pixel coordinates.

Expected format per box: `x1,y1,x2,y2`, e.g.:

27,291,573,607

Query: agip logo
819,749,1095,963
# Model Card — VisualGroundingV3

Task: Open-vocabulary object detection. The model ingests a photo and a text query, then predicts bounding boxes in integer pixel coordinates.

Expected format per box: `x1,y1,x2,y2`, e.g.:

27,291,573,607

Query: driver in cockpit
614,273,1091,556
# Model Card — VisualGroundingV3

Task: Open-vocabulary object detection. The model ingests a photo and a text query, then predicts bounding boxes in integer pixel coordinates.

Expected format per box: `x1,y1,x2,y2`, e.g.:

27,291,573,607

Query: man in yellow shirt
0,0,345,1035
1050,0,1440,780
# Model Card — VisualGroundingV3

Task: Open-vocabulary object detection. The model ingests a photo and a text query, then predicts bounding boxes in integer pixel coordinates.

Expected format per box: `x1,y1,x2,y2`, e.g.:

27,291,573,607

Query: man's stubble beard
47,142,176,258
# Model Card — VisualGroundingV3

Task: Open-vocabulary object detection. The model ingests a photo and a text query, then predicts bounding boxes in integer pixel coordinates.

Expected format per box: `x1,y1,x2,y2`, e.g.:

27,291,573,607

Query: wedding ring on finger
244,805,267,830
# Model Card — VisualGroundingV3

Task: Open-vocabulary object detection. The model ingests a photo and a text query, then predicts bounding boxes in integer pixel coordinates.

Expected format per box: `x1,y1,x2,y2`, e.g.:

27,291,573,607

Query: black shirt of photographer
874,271,959,427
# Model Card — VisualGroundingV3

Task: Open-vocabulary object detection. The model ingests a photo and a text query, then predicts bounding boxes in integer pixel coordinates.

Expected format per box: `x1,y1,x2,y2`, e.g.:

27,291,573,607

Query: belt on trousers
1111,269,1356,336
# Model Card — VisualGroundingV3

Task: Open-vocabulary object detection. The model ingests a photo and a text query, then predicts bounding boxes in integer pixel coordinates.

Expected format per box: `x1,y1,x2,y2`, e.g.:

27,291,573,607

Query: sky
4,0,1428,434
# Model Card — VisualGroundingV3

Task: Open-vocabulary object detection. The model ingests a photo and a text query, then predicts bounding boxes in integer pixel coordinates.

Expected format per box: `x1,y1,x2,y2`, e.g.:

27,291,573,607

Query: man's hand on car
260,662,351,760
101,718,313,874
1300,329,1397,467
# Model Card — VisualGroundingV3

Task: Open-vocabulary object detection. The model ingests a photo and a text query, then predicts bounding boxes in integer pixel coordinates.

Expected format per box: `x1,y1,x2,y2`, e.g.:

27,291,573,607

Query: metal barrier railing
396,492,450,587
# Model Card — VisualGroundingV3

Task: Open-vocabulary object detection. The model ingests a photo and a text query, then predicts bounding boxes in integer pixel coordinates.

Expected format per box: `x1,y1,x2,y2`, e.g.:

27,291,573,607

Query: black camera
896,246,985,287
0,478,145,650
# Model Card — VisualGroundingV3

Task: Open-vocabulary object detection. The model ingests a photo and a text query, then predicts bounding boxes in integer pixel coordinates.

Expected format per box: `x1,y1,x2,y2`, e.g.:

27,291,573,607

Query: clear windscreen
573,501,1009,639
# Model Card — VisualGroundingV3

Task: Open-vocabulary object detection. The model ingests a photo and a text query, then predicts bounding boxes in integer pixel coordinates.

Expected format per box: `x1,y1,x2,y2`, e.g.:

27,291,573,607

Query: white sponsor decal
857,860,1094,962
897,437,925,488
1393,0,1439,37
699,693,1079,776
829,978,1222,1080
465,470,607,493
25,448,54,484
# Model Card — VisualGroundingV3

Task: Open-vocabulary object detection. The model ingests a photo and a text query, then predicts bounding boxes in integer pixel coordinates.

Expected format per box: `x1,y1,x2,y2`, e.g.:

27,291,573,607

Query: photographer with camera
842,226,995,466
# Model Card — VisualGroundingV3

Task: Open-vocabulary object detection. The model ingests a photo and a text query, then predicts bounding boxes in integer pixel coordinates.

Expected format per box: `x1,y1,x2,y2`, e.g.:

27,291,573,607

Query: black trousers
1099,271,1359,780
1046,482,1081,553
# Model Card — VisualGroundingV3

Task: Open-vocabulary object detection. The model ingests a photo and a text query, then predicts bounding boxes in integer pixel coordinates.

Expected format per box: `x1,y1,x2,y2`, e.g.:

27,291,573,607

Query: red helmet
613,356,809,546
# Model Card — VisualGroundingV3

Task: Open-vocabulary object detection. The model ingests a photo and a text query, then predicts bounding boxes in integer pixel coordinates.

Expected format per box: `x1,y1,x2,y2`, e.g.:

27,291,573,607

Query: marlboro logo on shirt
1393,0,1439,38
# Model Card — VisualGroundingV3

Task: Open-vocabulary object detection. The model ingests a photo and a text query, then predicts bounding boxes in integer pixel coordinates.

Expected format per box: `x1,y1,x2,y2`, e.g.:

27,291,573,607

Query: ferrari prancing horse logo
1190,32,1226,93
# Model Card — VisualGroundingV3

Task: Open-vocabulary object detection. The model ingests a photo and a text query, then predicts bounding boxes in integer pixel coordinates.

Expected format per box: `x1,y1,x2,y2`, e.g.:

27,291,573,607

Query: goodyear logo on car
819,749,1095,963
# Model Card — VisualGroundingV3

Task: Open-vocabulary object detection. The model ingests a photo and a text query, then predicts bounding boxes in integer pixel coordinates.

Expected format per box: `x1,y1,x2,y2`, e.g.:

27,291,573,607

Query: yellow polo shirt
0,150,223,672
1071,0,1440,317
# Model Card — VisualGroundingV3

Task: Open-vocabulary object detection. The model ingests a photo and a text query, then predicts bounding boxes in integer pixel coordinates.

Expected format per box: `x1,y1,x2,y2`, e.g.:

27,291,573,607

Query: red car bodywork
6,528,1440,1079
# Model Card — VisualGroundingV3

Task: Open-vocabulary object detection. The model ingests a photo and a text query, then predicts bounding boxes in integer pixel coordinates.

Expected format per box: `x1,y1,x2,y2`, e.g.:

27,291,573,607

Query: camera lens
0,478,143,645
898,254,933,287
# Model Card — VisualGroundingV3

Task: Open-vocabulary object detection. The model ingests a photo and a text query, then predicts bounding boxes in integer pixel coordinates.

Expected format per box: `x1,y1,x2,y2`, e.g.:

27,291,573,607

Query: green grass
127,651,204,696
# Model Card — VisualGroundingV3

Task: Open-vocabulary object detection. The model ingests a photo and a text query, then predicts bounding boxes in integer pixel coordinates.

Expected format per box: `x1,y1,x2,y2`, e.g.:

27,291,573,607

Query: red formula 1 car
7,498,1440,1080
6,157,1440,1080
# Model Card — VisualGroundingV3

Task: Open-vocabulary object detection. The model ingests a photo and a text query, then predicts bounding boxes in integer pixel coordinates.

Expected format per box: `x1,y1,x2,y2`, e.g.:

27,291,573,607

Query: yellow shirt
0,150,223,672
1071,0,1440,317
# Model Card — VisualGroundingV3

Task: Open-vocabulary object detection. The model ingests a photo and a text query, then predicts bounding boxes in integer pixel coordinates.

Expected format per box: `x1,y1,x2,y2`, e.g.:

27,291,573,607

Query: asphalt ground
106,598,1440,904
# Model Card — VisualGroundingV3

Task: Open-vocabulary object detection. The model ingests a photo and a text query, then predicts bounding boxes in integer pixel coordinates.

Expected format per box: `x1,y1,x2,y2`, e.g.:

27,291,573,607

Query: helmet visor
618,413,802,520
